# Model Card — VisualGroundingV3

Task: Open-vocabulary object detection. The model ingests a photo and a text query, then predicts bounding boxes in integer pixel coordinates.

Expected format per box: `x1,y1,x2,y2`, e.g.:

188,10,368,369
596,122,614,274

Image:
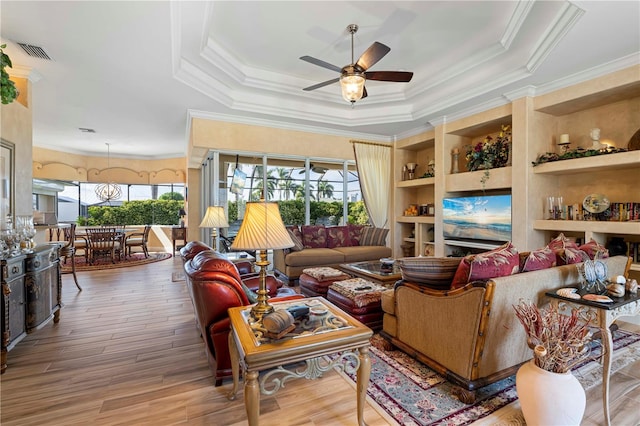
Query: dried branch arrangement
513,301,595,373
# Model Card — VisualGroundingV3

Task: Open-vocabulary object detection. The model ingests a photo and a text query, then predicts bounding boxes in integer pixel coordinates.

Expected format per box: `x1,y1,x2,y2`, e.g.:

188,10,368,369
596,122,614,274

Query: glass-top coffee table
339,260,402,287
227,297,373,425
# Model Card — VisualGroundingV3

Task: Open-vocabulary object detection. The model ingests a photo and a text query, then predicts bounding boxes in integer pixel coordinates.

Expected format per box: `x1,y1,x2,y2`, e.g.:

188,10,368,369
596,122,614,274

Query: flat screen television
442,194,512,242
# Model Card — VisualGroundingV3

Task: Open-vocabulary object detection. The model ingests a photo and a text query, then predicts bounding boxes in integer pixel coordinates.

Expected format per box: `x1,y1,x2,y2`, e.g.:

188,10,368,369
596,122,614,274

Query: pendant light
95,143,122,202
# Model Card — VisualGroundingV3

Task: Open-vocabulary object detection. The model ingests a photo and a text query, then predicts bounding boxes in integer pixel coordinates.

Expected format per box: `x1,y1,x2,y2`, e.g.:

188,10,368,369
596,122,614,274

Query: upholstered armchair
184,250,302,386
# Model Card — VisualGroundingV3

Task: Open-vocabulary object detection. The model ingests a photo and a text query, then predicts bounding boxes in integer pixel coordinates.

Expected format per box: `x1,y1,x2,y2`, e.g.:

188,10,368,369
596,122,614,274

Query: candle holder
406,163,417,180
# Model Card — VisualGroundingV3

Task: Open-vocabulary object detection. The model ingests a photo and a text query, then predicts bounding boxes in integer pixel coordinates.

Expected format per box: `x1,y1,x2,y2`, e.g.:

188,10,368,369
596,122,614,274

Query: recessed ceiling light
79,128,96,133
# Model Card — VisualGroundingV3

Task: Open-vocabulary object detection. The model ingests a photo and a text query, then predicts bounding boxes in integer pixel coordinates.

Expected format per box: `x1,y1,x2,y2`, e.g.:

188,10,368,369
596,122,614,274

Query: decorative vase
516,360,586,426
606,237,627,257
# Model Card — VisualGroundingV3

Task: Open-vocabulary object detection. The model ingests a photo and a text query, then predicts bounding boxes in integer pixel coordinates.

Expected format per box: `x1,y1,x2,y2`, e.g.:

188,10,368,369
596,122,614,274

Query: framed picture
230,168,246,195
1,139,14,225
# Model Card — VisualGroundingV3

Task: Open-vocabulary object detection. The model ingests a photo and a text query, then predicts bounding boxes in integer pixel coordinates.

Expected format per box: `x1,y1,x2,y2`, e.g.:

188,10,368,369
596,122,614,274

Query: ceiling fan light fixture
340,73,365,103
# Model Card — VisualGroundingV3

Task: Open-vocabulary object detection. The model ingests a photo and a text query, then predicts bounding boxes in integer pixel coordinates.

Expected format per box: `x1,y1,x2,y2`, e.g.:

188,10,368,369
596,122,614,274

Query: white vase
516,360,586,426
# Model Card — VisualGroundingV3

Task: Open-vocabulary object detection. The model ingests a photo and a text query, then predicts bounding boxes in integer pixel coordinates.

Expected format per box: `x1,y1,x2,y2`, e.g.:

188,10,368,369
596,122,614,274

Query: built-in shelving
534,220,640,234
445,166,512,192
533,151,640,175
444,239,503,251
396,177,435,188
396,216,436,224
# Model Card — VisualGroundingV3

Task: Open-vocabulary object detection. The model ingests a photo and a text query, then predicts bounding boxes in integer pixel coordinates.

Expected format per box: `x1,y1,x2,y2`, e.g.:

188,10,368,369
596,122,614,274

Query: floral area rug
60,252,172,272
335,329,640,426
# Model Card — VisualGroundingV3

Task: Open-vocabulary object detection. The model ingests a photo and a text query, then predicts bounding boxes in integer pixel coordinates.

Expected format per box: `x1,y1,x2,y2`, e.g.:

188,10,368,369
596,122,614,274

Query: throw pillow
519,246,556,272
359,227,389,246
547,232,588,265
286,229,304,251
451,242,520,289
301,225,327,248
348,224,366,246
398,256,462,290
578,239,609,260
286,225,303,242
326,226,351,248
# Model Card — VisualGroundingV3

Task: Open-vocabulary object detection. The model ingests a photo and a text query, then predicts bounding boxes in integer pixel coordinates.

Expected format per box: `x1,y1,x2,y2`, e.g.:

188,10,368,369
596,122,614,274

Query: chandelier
95,143,122,202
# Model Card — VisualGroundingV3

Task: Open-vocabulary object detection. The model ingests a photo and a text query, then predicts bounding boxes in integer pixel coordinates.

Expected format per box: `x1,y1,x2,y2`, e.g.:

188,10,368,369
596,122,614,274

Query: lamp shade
231,201,294,250
199,206,229,229
178,208,187,216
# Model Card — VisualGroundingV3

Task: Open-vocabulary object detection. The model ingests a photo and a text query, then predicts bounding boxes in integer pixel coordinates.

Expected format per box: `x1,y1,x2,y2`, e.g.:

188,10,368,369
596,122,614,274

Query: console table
171,226,188,253
546,289,640,426
227,297,373,425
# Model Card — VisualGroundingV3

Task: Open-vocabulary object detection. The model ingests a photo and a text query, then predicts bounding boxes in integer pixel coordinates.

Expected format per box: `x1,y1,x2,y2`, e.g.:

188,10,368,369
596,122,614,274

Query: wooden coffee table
227,297,373,426
339,260,402,287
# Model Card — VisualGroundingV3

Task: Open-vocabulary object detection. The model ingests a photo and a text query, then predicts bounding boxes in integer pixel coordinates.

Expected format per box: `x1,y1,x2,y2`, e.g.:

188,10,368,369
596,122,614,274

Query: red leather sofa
183,246,301,386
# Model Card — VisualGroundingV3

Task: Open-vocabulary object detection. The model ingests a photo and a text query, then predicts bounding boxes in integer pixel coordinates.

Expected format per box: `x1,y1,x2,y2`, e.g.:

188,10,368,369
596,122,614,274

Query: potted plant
513,301,594,425
1,44,18,105
465,124,511,187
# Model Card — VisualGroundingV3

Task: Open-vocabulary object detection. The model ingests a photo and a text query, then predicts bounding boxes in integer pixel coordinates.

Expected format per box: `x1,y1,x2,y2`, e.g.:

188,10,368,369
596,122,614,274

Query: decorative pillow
519,246,556,272
301,225,327,248
286,229,304,251
359,227,389,246
348,224,365,246
286,225,303,242
326,226,351,248
547,233,579,251
579,239,609,260
398,257,462,289
547,233,588,265
451,242,520,289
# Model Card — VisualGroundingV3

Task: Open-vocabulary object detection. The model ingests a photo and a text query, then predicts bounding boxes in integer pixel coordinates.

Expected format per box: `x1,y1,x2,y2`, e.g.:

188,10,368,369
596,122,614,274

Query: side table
546,290,640,426
171,226,187,253
227,297,373,425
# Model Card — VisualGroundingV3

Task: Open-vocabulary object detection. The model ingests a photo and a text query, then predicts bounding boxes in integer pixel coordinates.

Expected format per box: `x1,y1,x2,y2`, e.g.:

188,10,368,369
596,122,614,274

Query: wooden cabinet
1,245,61,373
25,245,61,332
391,65,639,261
1,253,27,373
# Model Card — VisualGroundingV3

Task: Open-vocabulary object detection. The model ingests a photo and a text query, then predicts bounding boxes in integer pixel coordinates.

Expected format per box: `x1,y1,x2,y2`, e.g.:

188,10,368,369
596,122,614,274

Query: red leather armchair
184,250,302,386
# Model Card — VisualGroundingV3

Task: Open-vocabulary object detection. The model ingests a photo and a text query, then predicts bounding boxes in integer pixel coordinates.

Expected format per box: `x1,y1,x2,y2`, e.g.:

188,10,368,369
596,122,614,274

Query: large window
201,153,366,240
34,180,186,224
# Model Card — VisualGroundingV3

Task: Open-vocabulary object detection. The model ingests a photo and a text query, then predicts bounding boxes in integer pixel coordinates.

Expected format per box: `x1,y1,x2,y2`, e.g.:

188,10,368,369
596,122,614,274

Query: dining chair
86,227,119,264
48,224,83,291
125,225,151,258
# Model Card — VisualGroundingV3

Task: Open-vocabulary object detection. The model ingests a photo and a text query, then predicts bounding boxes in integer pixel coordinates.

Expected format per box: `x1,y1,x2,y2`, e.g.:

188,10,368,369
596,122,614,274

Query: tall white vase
516,360,586,426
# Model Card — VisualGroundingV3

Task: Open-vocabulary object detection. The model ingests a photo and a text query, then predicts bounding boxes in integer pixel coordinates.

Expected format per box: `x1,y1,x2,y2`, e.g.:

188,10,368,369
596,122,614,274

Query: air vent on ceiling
17,43,52,60
79,128,96,133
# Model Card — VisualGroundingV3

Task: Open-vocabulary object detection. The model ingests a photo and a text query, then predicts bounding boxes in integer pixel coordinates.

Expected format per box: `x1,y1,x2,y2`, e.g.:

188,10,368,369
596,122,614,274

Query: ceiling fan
300,24,413,104
297,163,328,174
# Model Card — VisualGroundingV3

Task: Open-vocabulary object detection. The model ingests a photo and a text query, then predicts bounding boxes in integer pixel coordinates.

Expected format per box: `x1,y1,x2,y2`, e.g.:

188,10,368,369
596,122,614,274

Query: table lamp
231,200,294,320
199,206,229,252
178,208,187,227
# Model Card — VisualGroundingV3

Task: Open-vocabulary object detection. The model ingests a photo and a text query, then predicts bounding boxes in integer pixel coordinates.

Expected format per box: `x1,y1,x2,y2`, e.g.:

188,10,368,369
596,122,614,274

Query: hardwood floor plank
2,257,639,426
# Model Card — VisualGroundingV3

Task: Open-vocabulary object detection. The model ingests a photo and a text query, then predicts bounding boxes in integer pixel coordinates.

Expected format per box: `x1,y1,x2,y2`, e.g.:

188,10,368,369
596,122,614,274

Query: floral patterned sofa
273,224,392,283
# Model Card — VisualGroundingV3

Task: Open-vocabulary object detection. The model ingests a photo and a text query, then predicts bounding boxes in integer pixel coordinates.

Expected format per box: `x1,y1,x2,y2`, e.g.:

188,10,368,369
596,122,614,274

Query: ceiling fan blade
355,42,390,71
365,71,413,82
303,77,340,91
299,56,342,73
362,86,368,99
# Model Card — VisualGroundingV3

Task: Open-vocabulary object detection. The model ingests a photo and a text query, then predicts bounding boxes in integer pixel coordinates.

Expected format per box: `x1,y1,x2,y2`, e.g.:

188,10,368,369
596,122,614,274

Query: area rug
60,252,172,272
335,329,640,426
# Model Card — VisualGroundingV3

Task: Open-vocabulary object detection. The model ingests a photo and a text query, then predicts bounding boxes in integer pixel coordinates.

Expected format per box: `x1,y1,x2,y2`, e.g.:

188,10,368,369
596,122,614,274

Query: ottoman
327,278,385,331
299,267,351,298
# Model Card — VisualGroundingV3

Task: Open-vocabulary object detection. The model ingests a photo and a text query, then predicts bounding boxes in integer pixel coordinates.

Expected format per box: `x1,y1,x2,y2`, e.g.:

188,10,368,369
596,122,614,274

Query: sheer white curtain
352,141,391,228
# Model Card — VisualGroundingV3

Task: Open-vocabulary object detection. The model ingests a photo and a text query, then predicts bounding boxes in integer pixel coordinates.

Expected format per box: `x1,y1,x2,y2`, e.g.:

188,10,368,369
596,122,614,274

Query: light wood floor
1,256,638,425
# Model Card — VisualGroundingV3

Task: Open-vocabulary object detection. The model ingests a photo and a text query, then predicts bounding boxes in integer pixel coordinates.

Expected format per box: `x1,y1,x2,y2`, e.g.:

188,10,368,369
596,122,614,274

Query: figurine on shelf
590,128,605,150
451,148,459,174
